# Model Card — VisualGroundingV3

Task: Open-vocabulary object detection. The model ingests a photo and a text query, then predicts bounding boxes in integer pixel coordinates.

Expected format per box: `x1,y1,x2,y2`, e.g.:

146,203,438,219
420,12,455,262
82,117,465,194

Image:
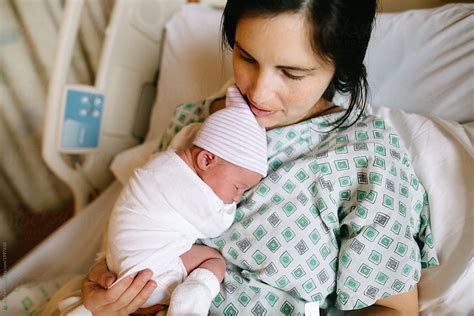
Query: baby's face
203,161,262,204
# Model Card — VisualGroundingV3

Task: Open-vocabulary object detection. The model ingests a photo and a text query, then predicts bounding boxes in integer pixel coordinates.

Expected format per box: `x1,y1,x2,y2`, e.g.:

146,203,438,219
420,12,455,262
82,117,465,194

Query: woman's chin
256,116,280,130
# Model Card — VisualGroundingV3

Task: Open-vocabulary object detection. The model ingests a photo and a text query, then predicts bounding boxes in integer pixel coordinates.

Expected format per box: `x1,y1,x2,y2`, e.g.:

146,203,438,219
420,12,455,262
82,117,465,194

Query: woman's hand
82,259,164,315
349,285,418,316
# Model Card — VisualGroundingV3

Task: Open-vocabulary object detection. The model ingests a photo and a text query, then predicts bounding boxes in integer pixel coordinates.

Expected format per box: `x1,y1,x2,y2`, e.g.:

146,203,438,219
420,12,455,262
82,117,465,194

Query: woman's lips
248,101,276,117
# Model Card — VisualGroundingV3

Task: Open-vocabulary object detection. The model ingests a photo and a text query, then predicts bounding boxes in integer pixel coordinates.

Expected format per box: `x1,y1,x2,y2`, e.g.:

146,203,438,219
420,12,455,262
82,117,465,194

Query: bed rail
43,0,185,213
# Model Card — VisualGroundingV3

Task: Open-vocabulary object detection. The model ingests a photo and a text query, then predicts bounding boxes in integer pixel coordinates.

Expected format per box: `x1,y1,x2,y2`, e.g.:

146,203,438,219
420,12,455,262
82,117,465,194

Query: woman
82,0,438,314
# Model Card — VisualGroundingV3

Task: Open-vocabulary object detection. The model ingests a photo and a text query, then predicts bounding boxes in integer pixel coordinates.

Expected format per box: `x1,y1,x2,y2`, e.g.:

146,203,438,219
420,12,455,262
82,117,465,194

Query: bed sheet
0,182,122,315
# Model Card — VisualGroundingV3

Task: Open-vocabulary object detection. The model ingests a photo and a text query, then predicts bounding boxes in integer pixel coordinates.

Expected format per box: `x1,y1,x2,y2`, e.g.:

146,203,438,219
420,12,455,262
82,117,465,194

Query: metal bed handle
43,0,92,212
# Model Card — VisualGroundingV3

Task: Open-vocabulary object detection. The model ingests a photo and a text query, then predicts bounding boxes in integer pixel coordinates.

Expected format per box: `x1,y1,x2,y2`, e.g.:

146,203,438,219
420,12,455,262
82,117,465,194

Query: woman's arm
82,259,164,315
349,285,418,316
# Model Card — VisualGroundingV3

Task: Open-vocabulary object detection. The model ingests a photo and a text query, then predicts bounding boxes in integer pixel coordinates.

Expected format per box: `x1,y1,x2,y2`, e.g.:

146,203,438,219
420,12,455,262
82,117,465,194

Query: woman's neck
307,98,342,119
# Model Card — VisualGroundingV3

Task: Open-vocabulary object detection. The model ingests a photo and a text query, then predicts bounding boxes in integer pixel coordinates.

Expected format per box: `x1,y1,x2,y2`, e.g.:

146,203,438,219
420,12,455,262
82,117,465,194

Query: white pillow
363,4,474,123
111,4,474,314
112,4,231,184
146,4,233,143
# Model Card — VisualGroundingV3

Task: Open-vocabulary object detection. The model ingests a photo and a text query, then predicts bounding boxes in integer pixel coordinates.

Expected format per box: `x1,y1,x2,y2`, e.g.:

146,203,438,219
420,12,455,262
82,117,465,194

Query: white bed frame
42,0,187,212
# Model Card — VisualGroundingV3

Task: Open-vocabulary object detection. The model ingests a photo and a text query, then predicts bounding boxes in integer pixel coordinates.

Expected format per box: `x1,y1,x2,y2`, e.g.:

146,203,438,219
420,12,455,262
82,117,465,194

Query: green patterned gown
158,99,438,315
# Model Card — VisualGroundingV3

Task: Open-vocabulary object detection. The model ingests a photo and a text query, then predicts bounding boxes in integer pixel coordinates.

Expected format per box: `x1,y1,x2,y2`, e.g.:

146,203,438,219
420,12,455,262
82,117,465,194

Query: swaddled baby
106,86,267,315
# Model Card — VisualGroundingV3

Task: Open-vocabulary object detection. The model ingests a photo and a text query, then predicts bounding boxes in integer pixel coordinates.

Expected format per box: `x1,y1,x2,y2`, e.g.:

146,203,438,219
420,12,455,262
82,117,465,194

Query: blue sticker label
61,88,104,149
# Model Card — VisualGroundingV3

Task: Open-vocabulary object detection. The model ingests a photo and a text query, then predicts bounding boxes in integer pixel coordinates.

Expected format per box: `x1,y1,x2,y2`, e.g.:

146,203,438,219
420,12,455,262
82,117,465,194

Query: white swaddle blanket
106,150,236,305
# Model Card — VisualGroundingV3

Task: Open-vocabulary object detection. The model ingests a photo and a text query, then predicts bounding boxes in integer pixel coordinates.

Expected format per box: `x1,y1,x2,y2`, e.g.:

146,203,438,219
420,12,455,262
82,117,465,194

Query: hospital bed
1,0,473,315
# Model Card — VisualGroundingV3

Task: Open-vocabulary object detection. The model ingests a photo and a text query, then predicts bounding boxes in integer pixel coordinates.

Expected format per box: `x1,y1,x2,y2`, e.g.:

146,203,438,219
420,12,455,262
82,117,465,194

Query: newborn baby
106,86,267,315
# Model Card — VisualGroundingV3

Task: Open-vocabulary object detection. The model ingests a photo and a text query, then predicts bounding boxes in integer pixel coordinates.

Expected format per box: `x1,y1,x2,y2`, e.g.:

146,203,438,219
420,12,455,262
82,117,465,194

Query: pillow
110,4,474,314
111,4,230,184
146,4,232,143
362,4,474,123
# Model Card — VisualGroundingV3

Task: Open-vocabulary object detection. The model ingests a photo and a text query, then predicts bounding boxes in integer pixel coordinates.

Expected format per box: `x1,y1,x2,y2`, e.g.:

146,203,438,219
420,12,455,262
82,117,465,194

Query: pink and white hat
193,86,268,177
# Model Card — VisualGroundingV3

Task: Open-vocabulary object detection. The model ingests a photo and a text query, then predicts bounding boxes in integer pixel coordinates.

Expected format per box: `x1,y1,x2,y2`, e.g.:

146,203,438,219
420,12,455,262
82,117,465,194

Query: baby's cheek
213,185,233,204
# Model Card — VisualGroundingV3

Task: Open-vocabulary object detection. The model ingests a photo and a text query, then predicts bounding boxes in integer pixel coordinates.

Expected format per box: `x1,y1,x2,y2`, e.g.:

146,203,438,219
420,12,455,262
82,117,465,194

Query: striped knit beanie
193,86,268,177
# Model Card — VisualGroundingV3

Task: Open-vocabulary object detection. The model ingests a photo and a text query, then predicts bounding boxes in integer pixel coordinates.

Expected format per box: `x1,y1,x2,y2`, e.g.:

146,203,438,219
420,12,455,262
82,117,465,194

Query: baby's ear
196,149,220,170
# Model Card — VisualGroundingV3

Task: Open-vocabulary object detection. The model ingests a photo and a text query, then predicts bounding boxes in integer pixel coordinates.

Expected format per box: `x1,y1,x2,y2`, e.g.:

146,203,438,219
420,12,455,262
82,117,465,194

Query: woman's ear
195,150,220,171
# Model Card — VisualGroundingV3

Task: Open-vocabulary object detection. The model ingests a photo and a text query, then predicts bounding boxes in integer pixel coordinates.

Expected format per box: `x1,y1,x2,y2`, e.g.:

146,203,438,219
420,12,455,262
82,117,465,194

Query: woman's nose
250,70,274,105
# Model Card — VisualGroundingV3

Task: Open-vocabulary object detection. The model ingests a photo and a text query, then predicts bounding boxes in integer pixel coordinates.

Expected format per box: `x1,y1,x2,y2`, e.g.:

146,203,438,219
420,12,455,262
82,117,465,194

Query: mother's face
232,13,335,129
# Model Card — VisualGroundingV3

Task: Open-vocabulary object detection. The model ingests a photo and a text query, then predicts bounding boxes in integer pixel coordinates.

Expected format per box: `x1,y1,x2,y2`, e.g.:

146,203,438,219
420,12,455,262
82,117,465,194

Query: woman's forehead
235,13,323,68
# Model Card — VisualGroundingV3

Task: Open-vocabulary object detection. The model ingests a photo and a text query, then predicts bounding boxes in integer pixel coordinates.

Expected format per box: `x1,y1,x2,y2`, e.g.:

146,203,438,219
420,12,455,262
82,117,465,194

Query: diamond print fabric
158,100,438,314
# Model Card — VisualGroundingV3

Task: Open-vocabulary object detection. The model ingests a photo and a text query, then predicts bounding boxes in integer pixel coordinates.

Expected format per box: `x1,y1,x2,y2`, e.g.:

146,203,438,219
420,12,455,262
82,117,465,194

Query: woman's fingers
126,282,164,314
100,273,137,306
103,269,156,313
108,270,155,312
82,261,158,314
134,303,166,315
82,272,134,311
81,278,98,311
87,259,116,288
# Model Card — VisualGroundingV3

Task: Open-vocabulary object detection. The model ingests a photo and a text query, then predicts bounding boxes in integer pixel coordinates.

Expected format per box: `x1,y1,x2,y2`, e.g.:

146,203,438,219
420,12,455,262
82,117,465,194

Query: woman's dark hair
221,0,377,128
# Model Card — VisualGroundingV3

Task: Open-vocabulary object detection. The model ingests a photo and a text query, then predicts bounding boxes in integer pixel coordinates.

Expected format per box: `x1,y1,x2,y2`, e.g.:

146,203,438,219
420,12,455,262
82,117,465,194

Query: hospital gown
158,100,439,314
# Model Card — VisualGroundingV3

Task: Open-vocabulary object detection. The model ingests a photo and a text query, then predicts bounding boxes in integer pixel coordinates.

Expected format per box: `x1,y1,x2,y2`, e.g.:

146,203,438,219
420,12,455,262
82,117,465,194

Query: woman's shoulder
157,99,210,151
340,111,408,157
175,99,210,122
300,109,417,178
316,110,408,155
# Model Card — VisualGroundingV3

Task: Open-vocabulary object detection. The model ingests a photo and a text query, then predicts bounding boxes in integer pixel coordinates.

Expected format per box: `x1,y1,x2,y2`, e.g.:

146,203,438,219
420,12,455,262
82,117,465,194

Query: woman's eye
283,70,305,81
240,53,256,64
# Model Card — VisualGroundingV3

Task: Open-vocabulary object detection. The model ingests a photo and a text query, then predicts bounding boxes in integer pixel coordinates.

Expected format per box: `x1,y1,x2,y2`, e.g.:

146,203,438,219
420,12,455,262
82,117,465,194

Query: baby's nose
234,194,242,203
